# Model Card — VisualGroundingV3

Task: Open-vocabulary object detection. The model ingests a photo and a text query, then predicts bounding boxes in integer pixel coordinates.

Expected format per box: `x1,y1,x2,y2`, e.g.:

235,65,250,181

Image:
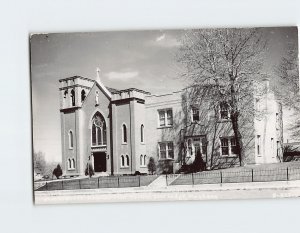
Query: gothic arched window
125,155,130,167
144,155,146,166
121,155,125,167
69,131,73,149
140,154,143,166
72,159,75,169
91,112,107,146
70,89,75,106
81,90,86,102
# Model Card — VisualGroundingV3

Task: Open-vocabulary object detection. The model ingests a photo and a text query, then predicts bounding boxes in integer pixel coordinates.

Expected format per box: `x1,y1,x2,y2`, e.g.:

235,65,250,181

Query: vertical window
125,155,130,167
257,135,261,155
167,143,174,159
141,124,144,143
81,90,86,102
158,142,174,159
220,102,229,119
92,124,96,146
144,155,146,166
72,159,75,169
159,143,167,159
221,138,229,156
68,159,71,169
191,107,200,122
159,110,166,126
69,131,73,149
64,90,68,98
201,137,207,155
121,155,125,167
276,141,280,157
271,138,274,156
230,138,238,155
97,127,102,145
140,155,143,166
122,124,127,143
167,109,173,125
70,89,75,106
158,109,173,127
276,113,279,129
187,138,193,156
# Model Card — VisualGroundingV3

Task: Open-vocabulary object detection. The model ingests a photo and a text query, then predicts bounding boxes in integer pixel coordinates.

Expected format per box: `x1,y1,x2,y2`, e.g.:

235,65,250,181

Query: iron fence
36,175,159,191
35,166,300,191
170,167,300,186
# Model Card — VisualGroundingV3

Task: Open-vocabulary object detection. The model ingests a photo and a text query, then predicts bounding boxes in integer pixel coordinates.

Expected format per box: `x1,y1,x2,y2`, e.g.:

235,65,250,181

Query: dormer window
191,107,200,122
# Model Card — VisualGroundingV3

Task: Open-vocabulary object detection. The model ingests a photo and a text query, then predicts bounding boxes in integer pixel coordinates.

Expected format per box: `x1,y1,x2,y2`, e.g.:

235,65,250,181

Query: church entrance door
93,152,107,172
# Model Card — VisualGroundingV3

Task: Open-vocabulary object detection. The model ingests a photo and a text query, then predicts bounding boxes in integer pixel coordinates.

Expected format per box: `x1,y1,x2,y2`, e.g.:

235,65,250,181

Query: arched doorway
91,112,107,172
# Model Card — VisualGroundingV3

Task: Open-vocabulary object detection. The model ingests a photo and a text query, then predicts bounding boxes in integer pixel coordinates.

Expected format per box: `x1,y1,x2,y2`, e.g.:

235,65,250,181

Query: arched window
69,131,73,149
72,159,75,169
91,112,107,146
121,155,125,167
122,124,127,143
81,90,86,102
141,124,144,143
140,155,143,166
68,158,71,170
70,89,75,106
64,90,68,98
144,155,146,166
125,155,130,167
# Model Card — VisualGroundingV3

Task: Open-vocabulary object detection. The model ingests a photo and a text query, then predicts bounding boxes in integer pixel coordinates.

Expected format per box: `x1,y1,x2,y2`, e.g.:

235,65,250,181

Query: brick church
59,70,283,176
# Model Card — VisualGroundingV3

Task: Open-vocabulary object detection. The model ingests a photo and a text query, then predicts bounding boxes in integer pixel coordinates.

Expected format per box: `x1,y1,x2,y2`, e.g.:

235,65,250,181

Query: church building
59,71,283,176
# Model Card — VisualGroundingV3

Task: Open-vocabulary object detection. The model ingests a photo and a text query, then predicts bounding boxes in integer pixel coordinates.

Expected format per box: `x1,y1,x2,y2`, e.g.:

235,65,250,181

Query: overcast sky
31,27,298,162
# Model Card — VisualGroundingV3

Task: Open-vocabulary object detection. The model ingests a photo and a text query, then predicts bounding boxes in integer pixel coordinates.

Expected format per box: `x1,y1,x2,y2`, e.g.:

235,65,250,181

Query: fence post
251,169,254,182
138,176,141,187
287,167,289,181
192,173,194,186
62,180,64,190
220,171,223,184
166,174,168,186
46,182,48,191
98,177,100,188
79,179,81,189
117,177,120,188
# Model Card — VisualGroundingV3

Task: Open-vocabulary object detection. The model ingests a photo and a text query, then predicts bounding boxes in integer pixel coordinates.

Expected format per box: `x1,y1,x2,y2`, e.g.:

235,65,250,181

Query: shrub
147,157,156,175
85,163,95,177
134,171,141,176
52,164,63,179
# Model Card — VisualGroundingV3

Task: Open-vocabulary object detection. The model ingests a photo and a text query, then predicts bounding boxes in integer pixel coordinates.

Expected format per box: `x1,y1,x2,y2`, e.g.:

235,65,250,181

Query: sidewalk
35,180,300,205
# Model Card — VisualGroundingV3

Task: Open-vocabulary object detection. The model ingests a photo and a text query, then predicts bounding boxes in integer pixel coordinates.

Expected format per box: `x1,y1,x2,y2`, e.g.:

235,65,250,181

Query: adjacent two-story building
59,73,283,176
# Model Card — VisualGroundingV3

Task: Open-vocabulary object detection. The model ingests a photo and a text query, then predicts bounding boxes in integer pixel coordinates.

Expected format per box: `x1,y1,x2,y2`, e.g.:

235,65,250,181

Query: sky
30,27,298,162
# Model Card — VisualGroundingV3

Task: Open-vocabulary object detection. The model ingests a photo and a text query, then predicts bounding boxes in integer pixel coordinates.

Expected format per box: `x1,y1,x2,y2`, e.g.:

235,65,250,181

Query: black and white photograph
31,27,300,205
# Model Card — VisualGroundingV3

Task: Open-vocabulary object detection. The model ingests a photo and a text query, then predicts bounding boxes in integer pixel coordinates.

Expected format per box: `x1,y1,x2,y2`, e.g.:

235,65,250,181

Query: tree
33,151,46,175
147,157,156,175
274,43,300,139
177,28,267,166
85,163,94,177
53,164,63,179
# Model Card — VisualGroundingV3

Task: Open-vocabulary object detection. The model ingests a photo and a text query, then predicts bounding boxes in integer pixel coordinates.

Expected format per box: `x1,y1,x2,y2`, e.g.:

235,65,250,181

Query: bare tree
177,28,267,166
274,43,300,139
33,151,46,175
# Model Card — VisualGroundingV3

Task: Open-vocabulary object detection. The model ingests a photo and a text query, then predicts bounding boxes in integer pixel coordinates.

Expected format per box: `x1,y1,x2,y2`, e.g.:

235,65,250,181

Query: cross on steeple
96,67,101,83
